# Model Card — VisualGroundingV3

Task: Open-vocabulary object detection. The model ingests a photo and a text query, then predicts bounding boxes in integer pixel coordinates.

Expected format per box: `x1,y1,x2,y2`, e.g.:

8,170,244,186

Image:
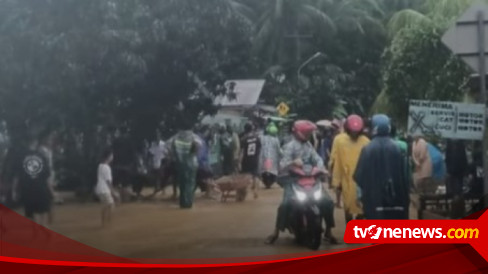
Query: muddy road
48,186,353,259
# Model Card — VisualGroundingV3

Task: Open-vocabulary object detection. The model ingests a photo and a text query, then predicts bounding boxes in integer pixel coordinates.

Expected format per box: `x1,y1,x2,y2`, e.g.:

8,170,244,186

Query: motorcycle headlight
296,191,307,202
314,189,322,201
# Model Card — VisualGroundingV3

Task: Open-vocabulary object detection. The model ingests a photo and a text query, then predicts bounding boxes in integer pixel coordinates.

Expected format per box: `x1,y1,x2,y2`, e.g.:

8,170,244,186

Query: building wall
218,108,242,116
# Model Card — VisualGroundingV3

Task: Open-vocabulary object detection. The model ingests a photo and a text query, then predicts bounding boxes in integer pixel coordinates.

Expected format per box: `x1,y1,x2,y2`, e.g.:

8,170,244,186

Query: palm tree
316,0,385,33
253,0,394,66
155,0,255,27
224,0,255,22
253,0,336,65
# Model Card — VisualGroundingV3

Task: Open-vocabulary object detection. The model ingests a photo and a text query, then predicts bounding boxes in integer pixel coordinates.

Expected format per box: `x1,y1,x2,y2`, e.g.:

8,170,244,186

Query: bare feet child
95,149,117,227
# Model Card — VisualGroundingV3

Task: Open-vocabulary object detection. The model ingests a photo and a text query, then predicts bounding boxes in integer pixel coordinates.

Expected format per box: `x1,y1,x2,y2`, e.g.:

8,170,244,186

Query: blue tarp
427,143,446,181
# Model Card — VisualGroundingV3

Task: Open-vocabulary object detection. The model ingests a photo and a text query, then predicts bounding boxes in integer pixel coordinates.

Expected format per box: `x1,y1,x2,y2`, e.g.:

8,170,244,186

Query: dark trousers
447,175,464,197
446,175,466,218
176,163,197,209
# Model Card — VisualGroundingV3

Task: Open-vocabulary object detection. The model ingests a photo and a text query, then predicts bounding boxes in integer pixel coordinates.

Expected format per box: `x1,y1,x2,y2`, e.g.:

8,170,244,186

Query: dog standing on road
214,174,257,202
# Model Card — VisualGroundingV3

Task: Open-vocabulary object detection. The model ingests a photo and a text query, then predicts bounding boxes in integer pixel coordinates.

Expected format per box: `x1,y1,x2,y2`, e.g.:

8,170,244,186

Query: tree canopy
0,0,479,135
372,0,481,126
0,0,256,140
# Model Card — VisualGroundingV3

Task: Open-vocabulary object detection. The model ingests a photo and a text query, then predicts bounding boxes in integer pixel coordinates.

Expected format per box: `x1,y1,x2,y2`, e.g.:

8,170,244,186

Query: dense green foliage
0,0,478,135
375,0,483,125
380,21,471,123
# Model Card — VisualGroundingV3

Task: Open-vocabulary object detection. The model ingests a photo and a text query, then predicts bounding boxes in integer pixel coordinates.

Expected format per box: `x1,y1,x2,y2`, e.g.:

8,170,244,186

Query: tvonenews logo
343,214,488,261
353,225,479,240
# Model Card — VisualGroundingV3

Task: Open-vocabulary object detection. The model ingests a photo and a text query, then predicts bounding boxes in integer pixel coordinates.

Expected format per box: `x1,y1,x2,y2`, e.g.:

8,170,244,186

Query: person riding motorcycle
266,120,337,245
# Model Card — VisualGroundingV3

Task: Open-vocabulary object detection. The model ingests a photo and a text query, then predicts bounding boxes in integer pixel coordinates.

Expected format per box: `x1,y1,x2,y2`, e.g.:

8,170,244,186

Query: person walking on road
354,114,409,220
259,123,281,189
95,149,119,227
412,135,432,193
195,126,214,197
445,140,468,218
168,124,200,209
239,123,261,199
330,115,370,224
148,131,166,195
13,132,53,227
445,140,468,197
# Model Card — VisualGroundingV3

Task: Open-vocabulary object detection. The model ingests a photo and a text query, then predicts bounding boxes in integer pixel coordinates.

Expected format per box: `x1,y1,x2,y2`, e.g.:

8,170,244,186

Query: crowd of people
0,112,484,238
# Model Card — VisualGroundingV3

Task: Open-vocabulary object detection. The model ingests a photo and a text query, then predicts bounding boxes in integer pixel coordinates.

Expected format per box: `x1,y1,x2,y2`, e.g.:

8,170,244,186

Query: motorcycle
287,164,325,250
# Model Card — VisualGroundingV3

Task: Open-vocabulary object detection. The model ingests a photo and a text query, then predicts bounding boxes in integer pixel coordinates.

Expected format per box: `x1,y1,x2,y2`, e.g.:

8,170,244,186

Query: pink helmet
293,120,317,142
345,115,364,133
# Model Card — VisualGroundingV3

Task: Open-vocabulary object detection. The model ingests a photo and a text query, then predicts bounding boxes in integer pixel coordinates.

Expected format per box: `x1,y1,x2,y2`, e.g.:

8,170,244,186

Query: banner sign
407,100,486,140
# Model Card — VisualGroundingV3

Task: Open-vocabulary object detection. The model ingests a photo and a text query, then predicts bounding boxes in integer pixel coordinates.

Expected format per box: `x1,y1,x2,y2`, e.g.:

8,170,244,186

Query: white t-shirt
149,141,166,169
95,163,112,195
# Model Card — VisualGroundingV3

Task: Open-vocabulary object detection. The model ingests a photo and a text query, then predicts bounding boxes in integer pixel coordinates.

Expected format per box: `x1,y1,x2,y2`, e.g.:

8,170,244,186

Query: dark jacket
445,140,468,178
354,137,409,220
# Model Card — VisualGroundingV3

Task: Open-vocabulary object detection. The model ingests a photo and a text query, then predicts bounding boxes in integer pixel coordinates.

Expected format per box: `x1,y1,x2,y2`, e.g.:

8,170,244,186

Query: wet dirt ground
47,185,357,260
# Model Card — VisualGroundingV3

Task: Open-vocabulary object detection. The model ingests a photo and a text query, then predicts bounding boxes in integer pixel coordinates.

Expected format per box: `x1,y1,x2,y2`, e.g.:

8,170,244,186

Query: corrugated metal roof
214,79,266,107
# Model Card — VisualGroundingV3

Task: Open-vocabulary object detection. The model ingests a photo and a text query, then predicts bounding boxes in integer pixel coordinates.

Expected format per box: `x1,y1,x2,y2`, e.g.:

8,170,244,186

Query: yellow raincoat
329,133,370,215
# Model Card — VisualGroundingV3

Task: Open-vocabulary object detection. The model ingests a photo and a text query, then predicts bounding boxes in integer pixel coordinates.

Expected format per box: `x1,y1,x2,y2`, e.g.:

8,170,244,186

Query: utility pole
477,11,488,196
297,52,327,81
284,30,313,63
442,3,488,197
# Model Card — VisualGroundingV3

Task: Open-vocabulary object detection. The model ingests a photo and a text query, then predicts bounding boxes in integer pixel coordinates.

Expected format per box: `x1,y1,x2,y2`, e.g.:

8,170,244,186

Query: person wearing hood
167,120,200,209
330,115,370,223
259,123,282,188
354,114,409,220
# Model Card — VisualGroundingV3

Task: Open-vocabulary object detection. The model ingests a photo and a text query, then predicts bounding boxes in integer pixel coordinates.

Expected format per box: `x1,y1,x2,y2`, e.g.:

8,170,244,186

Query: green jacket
395,138,411,184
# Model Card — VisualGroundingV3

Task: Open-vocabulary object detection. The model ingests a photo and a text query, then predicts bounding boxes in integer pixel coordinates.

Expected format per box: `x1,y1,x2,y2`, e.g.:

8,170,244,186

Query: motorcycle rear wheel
261,173,275,189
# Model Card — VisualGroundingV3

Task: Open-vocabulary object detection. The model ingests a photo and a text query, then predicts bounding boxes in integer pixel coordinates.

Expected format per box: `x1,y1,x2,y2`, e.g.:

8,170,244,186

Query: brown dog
214,174,256,202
